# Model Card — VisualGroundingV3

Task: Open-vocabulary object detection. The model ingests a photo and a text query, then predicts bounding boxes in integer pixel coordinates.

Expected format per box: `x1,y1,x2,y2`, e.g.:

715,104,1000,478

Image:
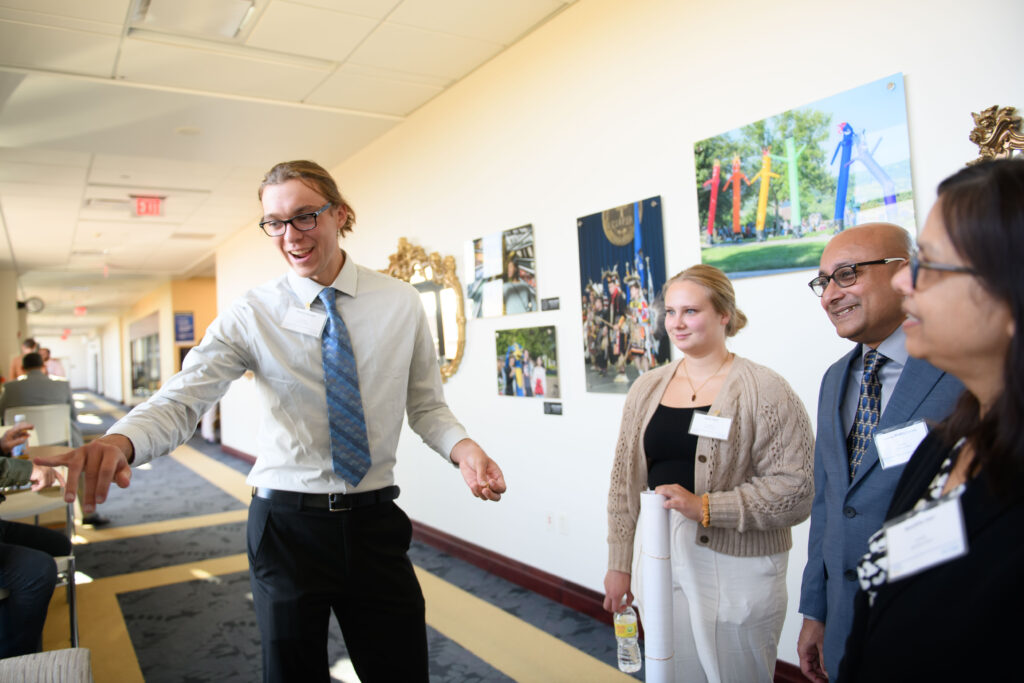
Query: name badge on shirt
874,420,929,470
884,491,968,582
282,307,327,337
688,411,732,440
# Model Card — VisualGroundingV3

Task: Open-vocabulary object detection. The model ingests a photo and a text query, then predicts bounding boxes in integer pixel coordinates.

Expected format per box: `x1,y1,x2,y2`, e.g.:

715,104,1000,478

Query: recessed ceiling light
132,0,255,40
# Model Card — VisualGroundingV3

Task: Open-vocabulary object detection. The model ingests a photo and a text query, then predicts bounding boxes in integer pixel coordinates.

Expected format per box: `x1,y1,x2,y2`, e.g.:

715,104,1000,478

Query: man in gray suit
0,352,83,448
797,224,962,681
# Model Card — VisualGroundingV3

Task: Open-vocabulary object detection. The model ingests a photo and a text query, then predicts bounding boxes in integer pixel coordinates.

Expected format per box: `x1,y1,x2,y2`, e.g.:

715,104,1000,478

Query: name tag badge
282,307,327,337
689,412,732,440
874,420,929,469
884,492,968,582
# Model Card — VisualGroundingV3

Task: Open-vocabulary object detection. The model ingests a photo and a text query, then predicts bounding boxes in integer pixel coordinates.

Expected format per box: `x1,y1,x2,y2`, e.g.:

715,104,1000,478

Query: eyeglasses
259,202,331,237
909,247,976,289
808,257,907,297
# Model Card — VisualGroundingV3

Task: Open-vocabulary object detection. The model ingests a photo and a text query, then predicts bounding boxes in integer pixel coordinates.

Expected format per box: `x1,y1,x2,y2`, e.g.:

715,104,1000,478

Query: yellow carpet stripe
75,509,249,543
169,443,253,504
417,567,633,682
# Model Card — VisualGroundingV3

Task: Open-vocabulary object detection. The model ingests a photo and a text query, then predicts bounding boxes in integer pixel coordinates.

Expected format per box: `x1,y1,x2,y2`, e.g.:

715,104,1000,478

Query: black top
838,430,1024,682
644,404,708,491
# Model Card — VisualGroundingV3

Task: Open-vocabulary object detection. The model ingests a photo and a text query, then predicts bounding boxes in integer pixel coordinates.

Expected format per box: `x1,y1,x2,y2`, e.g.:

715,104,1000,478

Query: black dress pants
247,495,428,683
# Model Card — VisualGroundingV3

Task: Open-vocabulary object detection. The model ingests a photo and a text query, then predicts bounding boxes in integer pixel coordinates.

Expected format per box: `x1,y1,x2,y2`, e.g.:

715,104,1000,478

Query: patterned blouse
856,437,967,605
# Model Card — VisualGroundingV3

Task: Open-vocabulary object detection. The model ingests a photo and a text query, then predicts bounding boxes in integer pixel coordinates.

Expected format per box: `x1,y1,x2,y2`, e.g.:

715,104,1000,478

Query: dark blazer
838,431,1024,681
798,346,962,677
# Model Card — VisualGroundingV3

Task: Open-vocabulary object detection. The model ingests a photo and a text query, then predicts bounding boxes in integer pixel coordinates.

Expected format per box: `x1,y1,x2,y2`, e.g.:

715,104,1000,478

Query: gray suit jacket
798,345,962,677
0,369,83,447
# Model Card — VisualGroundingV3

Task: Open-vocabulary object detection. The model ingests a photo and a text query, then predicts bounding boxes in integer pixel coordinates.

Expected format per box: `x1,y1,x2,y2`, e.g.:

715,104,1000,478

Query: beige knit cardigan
607,355,815,573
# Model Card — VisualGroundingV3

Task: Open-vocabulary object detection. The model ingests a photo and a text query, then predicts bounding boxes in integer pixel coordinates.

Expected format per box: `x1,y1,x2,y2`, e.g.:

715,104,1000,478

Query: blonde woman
604,264,814,682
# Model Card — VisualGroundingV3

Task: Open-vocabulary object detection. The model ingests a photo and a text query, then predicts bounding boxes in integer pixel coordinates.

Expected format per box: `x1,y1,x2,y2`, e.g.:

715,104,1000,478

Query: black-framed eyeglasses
259,202,331,237
808,257,907,297
909,247,976,289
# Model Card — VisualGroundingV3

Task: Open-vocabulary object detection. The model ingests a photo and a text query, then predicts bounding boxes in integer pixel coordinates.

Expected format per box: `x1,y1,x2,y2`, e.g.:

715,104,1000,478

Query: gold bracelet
701,492,711,528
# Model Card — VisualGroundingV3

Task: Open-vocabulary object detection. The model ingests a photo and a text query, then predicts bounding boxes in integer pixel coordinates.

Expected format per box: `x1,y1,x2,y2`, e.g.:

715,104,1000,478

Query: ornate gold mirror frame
382,238,466,382
969,105,1024,165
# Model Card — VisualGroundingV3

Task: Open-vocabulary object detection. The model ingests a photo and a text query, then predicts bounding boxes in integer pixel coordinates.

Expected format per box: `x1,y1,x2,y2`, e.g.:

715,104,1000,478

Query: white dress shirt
112,252,468,493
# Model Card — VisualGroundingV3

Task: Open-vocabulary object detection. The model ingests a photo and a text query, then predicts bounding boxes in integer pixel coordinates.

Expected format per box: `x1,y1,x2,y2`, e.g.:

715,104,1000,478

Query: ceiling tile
0,147,91,167
0,19,121,76
245,1,378,62
118,36,332,101
89,155,233,192
0,159,88,185
0,74,400,168
388,0,567,44
0,0,131,26
306,64,443,115
349,22,502,80
284,0,399,20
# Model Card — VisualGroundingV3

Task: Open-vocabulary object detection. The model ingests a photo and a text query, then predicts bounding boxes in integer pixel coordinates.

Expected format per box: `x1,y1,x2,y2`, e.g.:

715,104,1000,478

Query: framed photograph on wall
694,73,916,278
578,196,670,394
465,224,537,317
495,325,559,398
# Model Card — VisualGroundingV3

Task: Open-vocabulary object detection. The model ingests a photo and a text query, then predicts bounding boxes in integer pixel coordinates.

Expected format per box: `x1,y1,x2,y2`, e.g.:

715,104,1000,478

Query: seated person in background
0,423,70,659
6,339,38,383
839,159,1024,680
0,353,82,448
1,353,106,527
39,349,65,379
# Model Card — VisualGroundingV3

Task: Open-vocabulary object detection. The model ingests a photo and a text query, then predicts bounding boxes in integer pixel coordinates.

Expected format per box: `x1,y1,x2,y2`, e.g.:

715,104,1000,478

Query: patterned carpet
44,392,640,682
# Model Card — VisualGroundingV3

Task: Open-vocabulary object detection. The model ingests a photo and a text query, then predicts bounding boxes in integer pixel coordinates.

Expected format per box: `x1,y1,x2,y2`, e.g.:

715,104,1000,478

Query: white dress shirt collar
286,249,358,307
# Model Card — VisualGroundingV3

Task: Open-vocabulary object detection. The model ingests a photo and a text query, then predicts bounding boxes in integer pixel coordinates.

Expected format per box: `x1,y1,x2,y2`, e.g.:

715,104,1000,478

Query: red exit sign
134,196,162,216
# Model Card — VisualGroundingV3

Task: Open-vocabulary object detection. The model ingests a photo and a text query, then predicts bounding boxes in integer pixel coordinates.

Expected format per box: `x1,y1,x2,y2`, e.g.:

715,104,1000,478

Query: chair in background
0,647,93,682
3,404,72,447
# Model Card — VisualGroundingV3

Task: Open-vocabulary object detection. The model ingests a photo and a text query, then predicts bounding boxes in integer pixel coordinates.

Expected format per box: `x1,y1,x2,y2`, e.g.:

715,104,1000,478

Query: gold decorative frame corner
381,238,466,382
969,105,1024,165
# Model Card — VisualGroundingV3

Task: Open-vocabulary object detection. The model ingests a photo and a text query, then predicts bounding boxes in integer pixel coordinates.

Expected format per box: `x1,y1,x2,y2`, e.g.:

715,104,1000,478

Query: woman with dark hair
839,158,1024,681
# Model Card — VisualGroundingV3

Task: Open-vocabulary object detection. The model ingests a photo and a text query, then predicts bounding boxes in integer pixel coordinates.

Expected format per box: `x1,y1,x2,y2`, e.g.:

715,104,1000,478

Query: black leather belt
253,485,399,512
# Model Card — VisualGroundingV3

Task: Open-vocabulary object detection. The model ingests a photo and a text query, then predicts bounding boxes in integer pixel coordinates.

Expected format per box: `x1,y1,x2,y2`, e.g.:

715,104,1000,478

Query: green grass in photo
701,239,827,274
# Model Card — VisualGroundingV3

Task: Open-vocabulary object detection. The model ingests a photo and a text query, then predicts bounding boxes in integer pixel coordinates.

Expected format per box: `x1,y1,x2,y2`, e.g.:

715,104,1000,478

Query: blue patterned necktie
847,349,887,480
319,287,371,485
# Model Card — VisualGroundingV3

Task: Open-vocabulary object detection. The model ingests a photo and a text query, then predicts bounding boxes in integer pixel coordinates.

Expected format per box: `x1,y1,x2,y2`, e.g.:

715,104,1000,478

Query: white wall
36,334,90,388
101,320,123,403
216,225,286,456
216,0,1024,664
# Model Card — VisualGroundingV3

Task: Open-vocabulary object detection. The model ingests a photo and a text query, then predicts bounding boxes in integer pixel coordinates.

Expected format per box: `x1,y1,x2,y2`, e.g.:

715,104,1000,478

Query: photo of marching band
578,197,671,393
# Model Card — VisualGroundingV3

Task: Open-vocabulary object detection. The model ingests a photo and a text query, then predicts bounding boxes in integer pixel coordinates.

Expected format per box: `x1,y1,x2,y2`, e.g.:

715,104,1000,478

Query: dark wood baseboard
774,660,805,683
220,444,256,464
211,451,805,682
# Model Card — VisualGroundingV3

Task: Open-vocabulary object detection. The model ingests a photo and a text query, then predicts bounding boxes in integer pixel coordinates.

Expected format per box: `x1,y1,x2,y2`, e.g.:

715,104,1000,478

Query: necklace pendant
691,393,697,401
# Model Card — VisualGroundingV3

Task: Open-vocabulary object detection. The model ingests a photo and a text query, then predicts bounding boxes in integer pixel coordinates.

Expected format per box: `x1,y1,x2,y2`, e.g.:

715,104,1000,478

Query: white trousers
634,511,788,683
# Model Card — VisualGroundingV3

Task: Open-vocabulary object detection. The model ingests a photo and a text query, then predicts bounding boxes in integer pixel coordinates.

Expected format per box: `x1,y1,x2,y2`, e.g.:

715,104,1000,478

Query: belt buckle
327,493,351,512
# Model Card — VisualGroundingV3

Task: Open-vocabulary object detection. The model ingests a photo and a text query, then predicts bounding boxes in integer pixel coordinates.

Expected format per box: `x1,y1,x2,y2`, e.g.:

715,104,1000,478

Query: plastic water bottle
614,604,642,673
11,414,27,457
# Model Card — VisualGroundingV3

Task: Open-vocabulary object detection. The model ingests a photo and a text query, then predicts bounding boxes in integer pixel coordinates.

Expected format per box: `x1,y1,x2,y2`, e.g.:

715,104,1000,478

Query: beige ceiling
0,0,574,337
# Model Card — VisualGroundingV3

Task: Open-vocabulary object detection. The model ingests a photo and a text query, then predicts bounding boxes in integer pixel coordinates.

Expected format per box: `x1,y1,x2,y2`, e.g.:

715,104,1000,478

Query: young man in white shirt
38,160,506,682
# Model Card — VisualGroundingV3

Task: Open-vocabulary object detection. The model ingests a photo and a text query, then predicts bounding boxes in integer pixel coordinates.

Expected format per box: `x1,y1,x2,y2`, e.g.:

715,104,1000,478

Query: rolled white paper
640,491,674,682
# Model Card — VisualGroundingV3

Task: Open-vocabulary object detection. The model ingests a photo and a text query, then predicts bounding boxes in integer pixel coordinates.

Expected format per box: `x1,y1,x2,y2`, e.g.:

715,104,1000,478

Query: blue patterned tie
847,349,887,480
319,287,371,485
